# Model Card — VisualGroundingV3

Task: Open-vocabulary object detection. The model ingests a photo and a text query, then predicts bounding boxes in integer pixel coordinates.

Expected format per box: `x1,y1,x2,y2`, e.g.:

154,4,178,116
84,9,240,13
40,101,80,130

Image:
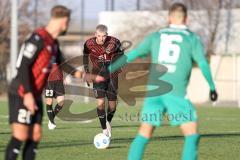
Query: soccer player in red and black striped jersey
83,24,123,137
44,41,66,130
5,5,104,160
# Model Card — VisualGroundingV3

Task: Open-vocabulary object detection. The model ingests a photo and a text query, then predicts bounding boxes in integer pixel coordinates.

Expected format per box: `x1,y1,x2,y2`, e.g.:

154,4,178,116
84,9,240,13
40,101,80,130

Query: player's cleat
106,121,112,138
210,90,218,101
47,109,55,124
103,129,110,137
48,120,56,130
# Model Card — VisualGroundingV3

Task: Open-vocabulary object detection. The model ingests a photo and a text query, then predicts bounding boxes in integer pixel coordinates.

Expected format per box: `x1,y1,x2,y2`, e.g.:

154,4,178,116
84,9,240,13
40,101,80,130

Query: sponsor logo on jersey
47,45,52,52
34,34,40,41
23,43,37,59
91,49,97,53
42,67,50,73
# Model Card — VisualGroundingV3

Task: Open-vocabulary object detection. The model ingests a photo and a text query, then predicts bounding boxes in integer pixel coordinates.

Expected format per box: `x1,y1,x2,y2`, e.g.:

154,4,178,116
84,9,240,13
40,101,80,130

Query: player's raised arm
192,35,218,101
108,33,153,73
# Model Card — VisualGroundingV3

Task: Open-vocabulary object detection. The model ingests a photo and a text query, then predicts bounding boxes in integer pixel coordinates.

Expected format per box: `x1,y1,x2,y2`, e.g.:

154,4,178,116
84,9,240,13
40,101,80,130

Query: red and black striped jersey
83,36,123,78
9,27,75,98
47,40,64,82
48,64,63,82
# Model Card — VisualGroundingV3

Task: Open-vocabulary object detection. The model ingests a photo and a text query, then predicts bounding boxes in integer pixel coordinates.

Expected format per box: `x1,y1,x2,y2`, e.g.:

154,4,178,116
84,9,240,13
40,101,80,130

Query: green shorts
141,94,197,127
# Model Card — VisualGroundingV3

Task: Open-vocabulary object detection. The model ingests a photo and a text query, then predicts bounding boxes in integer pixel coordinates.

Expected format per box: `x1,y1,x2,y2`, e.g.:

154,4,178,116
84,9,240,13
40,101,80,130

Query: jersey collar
94,36,110,46
36,27,54,44
169,24,188,29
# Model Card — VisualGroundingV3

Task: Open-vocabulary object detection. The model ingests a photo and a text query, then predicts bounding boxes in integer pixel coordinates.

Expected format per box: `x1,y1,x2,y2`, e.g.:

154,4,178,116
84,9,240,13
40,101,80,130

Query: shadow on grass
0,132,11,135
39,140,92,149
79,124,170,129
111,123,170,129
1,132,239,152
112,132,240,144
79,124,140,129
107,145,125,149
112,124,140,128
52,127,72,130
37,140,125,150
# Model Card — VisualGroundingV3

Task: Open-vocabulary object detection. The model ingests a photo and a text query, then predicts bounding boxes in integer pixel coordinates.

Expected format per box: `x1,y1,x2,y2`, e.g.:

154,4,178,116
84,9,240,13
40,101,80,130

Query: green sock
128,134,149,160
182,134,200,160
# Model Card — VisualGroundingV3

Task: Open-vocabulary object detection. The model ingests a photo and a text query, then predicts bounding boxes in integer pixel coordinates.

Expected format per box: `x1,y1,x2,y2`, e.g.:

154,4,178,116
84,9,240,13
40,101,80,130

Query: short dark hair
51,5,71,18
96,24,108,33
169,3,187,18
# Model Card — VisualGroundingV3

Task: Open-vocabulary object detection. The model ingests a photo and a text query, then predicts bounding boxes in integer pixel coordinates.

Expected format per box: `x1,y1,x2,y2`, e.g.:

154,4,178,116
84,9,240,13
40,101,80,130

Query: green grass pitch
1,100,240,160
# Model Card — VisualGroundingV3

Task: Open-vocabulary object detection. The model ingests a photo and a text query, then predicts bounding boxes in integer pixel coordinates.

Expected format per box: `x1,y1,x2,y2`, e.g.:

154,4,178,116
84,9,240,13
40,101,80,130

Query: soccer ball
93,133,110,149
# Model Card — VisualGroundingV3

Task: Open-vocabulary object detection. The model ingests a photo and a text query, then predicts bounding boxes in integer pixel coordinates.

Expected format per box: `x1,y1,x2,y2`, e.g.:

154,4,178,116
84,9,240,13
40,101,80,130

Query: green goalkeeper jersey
109,24,216,97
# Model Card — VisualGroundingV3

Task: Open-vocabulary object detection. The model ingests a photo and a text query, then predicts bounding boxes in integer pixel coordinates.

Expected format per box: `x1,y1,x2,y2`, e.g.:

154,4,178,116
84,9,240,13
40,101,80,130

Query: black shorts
8,93,43,125
45,80,65,98
93,77,118,101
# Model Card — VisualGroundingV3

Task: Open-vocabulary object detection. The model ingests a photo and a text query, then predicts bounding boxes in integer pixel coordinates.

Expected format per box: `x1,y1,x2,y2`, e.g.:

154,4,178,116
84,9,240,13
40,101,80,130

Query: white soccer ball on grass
93,133,110,149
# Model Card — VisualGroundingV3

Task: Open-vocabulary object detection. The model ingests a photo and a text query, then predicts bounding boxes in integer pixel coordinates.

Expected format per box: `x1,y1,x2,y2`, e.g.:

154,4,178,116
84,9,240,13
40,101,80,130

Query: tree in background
0,0,11,93
0,0,59,94
141,0,236,56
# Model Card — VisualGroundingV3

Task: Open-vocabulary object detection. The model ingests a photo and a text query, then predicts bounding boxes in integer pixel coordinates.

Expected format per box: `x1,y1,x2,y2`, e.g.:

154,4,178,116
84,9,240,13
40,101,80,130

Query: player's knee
12,124,29,141
57,96,64,106
57,101,64,107
180,122,198,136
108,100,117,108
13,133,28,141
32,132,42,141
97,105,105,110
46,98,53,105
139,123,155,138
107,103,117,113
32,124,42,141
97,99,105,108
